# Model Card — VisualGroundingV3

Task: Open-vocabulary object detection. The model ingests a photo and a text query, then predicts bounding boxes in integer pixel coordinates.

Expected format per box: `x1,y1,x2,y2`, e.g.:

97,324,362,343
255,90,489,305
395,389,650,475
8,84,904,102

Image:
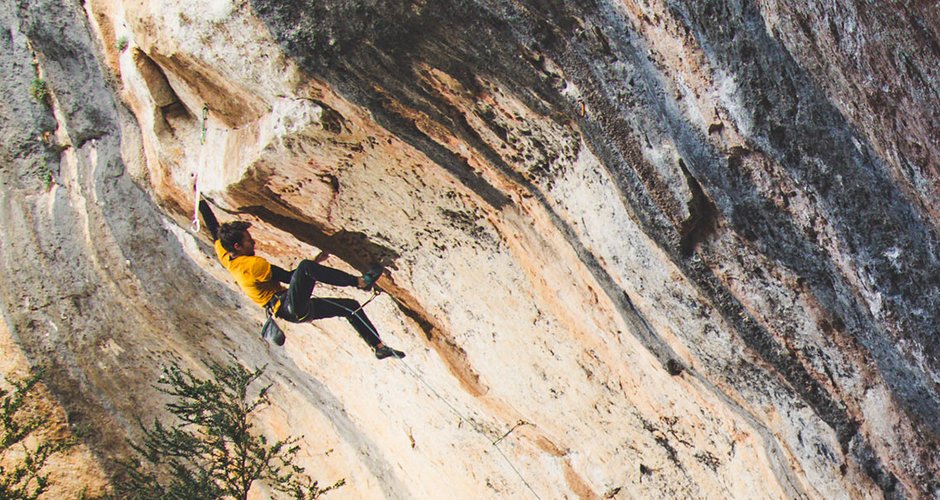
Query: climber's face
233,230,255,257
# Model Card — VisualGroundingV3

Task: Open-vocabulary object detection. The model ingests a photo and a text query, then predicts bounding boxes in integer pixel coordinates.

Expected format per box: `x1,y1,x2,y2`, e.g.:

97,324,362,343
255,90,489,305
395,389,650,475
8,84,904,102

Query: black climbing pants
275,260,381,348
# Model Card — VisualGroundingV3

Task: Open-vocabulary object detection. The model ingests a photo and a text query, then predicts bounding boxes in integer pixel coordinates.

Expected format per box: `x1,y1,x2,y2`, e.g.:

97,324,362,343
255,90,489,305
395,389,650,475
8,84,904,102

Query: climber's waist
264,292,284,316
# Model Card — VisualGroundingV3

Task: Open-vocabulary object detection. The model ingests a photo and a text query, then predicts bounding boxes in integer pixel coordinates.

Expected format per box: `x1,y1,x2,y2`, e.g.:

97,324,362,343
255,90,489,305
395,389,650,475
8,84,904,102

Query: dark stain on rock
694,451,721,472
678,158,718,257
665,358,684,376
316,101,349,134
642,418,681,467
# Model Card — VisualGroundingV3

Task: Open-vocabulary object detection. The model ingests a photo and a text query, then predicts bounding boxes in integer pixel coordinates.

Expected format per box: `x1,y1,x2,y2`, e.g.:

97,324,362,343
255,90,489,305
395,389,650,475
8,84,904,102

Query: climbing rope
314,291,543,499
348,289,380,317
191,104,209,232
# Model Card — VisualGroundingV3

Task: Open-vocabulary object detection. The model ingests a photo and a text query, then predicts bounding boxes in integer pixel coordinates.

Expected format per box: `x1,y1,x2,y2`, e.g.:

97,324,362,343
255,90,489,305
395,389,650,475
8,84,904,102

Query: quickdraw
191,104,209,232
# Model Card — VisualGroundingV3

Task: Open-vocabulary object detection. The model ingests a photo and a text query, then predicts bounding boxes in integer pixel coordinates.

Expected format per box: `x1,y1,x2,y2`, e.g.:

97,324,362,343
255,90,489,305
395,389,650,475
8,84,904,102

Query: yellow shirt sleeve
214,239,232,270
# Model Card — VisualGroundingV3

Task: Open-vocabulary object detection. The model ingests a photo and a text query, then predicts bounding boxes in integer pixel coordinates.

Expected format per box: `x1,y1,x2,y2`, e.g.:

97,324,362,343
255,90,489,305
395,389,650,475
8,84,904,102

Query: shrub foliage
0,371,73,500
122,360,343,500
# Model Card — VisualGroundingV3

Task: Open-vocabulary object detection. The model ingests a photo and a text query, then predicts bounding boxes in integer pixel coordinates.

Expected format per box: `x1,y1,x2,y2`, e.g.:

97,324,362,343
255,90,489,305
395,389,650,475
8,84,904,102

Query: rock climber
198,199,405,360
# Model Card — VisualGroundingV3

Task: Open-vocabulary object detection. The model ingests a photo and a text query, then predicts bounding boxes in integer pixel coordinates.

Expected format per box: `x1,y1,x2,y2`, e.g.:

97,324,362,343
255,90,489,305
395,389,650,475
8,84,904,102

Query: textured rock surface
0,0,937,498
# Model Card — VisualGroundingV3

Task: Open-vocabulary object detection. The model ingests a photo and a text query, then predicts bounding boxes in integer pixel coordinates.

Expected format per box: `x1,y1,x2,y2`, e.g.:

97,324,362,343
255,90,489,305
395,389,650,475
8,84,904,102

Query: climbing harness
317,287,543,500
191,104,209,233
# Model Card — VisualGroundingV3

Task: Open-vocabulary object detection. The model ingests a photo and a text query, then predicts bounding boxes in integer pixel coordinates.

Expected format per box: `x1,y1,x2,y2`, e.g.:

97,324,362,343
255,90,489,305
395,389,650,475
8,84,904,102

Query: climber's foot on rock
360,265,384,291
374,344,405,360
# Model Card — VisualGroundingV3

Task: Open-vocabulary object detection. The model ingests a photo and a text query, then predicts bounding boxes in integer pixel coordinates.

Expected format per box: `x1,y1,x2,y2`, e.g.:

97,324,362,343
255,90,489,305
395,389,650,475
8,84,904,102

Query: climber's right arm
198,199,220,241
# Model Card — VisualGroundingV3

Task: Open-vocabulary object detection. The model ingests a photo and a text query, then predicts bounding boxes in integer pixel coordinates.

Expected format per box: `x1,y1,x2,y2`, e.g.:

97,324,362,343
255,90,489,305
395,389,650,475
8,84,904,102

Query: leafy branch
121,360,344,499
0,370,74,500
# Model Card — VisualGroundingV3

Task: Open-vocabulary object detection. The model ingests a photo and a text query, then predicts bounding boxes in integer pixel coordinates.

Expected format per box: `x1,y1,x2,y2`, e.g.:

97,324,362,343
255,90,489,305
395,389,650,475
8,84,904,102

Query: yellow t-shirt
214,240,285,308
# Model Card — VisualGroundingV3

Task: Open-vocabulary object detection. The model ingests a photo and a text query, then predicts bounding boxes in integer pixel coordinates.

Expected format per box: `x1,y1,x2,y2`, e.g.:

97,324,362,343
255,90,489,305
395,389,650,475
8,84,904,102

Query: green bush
121,360,344,500
116,36,128,53
28,78,49,106
38,158,52,191
0,370,74,500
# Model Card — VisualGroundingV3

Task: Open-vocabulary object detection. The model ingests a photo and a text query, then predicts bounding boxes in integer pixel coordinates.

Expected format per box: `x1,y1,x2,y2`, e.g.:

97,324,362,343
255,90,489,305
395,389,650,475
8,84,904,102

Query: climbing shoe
361,265,384,290
374,345,405,360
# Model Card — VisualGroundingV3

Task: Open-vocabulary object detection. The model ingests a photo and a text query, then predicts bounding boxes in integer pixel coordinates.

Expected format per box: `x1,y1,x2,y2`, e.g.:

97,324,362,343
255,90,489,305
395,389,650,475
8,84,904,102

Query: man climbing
198,199,405,360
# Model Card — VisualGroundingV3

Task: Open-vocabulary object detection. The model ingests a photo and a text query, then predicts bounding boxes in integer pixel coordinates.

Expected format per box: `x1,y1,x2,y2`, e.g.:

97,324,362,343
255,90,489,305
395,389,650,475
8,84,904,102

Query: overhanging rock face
0,0,937,497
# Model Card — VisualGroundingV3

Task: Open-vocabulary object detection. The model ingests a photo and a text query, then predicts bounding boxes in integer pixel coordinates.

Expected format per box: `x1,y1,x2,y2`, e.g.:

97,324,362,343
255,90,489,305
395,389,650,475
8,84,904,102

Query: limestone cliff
0,0,937,498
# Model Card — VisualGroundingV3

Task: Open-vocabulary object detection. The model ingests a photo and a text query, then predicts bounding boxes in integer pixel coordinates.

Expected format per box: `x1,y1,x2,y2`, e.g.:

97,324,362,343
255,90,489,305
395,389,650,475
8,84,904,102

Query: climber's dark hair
219,221,252,253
